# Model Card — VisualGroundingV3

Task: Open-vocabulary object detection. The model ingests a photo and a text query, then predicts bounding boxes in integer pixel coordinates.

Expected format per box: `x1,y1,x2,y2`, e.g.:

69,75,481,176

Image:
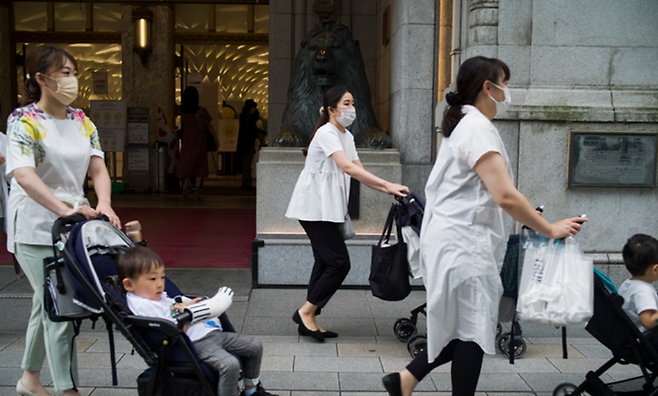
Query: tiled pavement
0,265,641,396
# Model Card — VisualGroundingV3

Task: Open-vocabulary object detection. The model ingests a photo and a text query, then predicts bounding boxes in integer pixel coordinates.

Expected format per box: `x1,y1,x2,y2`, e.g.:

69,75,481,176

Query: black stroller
45,215,238,396
389,193,530,361
383,192,428,357
552,272,658,396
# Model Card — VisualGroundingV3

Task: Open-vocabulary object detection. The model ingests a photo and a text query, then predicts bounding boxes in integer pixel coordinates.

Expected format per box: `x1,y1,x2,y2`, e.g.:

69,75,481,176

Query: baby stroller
389,194,530,361
384,192,428,357
552,272,658,396
45,214,238,396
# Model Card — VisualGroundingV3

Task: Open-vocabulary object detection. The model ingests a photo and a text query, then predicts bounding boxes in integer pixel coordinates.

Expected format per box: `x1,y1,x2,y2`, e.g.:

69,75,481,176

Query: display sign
127,107,150,145
187,74,203,95
90,100,126,152
569,132,657,187
128,148,149,171
217,119,239,152
92,71,108,95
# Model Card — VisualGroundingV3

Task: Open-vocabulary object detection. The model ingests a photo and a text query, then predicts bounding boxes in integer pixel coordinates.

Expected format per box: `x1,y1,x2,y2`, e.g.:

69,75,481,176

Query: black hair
22,45,78,105
117,246,164,282
441,56,510,137
622,234,658,277
181,86,200,114
303,86,349,156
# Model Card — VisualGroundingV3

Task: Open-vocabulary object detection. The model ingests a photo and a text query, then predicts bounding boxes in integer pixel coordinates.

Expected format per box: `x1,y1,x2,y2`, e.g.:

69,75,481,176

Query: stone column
389,0,437,193
0,3,11,122
121,5,175,190
268,0,295,144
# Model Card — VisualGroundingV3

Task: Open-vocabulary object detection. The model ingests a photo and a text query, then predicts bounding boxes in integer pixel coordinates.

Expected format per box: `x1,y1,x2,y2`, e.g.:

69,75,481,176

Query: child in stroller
618,234,658,349
117,245,277,396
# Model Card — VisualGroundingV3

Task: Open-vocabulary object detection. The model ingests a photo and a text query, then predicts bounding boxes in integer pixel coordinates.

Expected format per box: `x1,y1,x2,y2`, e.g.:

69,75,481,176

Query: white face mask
44,74,79,106
334,108,356,127
487,82,511,116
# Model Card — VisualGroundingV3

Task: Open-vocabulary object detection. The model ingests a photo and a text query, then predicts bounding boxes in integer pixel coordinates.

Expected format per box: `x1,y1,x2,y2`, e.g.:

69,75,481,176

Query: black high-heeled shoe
292,310,325,342
382,373,403,396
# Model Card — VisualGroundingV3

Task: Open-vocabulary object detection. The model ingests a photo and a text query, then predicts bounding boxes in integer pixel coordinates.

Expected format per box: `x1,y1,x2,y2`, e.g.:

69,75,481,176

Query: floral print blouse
5,103,104,251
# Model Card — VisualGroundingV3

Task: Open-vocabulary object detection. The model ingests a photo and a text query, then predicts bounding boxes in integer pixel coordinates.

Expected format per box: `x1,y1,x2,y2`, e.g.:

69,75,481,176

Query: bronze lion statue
274,20,391,148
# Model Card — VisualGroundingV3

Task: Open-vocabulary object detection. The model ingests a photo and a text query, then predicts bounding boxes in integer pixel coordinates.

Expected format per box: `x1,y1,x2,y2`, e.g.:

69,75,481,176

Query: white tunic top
618,279,658,333
420,105,513,359
5,103,104,252
286,123,359,222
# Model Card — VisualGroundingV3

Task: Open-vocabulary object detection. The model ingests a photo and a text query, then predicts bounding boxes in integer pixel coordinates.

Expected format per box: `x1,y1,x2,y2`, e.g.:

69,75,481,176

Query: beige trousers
15,243,78,392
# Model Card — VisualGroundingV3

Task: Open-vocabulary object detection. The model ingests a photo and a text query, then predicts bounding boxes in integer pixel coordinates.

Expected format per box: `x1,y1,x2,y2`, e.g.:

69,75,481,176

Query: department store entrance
6,1,269,197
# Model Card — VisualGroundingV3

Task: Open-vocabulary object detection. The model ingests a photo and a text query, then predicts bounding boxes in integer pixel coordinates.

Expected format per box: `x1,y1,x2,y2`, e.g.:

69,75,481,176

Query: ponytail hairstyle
22,45,77,105
303,86,349,156
440,56,510,138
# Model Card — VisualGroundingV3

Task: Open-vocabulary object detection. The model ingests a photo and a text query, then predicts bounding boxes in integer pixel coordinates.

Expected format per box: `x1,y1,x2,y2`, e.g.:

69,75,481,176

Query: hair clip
319,106,325,115
25,73,31,79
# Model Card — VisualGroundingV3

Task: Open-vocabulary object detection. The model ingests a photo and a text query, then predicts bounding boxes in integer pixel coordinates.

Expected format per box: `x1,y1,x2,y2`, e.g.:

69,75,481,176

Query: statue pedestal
254,147,408,286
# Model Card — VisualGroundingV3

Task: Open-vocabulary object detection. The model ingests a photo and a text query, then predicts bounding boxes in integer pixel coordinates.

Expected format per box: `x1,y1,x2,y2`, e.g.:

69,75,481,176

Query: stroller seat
552,273,658,396
49,215,238,396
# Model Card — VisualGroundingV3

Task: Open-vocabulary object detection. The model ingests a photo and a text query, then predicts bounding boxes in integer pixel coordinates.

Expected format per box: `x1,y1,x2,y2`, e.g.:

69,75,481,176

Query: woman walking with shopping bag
286,86,409,342
382,56,587,396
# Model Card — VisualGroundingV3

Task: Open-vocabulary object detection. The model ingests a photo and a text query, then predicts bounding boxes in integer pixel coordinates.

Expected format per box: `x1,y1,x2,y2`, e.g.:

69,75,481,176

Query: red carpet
114,207,255,268
0,234,11,266
0,208,256,268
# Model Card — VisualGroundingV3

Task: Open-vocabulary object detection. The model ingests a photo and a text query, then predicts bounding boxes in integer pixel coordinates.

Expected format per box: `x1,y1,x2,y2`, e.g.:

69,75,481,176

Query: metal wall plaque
568,132,657,187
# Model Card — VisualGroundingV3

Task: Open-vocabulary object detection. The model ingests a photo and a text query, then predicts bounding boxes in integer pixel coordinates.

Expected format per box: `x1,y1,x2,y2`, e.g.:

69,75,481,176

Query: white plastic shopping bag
400,226,422,279
517,235,593,326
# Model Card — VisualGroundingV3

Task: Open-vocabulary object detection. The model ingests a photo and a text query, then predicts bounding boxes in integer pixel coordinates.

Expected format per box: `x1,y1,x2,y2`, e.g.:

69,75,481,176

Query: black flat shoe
321,330,338,338
292,310,302,325
297,324,337,339
293,311,324,342
382,373,403,396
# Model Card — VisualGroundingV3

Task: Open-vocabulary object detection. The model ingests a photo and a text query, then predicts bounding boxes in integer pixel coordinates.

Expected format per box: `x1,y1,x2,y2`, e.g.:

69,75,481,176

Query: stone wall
446,0,658,254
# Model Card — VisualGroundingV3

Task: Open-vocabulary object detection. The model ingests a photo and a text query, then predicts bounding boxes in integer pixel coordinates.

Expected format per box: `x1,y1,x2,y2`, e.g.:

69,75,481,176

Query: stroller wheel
552,382,584,396
407,335,427,358
394,319,417,342
497,332,527,359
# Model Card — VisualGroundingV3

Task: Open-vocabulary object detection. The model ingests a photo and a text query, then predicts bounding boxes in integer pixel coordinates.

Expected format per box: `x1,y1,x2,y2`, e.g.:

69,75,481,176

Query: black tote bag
369,204,411,301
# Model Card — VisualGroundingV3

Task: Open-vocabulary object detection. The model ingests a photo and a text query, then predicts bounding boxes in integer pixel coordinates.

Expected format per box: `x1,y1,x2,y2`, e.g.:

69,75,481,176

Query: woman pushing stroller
382,56,587,396
286,86,409,342
7,45,120,396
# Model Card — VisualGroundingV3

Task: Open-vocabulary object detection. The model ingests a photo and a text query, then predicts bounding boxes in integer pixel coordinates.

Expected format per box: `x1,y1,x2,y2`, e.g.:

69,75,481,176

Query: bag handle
377,204,398,246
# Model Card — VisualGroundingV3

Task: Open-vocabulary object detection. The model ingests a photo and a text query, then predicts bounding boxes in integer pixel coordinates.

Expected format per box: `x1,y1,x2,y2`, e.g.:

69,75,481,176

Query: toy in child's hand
176,287,234,326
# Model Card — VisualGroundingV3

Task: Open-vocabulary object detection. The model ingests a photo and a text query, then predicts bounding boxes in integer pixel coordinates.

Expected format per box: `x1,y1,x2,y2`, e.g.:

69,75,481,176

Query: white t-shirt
618,279,658,333
126,291,221,342
285,123,359,222
5,103,104,252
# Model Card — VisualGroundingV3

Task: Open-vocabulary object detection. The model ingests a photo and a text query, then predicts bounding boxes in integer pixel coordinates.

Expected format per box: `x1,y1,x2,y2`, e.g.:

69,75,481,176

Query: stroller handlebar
51,214,110,246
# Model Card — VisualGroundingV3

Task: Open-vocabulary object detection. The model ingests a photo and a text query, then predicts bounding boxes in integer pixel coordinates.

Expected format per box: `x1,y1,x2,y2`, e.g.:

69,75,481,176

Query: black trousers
299,220,351,309
406,339,484,396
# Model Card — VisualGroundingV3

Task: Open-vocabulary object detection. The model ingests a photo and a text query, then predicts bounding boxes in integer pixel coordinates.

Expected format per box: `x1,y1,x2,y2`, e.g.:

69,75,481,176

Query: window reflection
14,2,47,31
94,3,122,32
54,3,86,32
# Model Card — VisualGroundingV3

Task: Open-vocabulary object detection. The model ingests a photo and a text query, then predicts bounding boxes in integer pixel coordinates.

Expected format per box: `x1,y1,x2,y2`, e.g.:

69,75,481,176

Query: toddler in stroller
117,245,277,396
552,236,658,396
46,215,277,396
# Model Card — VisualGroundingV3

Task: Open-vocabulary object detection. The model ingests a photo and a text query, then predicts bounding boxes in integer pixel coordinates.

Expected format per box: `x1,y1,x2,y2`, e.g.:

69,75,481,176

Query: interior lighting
132,6,153,65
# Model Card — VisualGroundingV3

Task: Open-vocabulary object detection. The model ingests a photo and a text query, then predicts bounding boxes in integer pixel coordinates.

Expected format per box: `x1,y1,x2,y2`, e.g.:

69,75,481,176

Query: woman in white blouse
6,45,121,396
286,86,409,342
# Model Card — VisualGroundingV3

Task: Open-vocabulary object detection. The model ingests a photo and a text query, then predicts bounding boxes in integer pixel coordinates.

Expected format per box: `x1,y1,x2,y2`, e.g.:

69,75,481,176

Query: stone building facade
257,0,658,285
